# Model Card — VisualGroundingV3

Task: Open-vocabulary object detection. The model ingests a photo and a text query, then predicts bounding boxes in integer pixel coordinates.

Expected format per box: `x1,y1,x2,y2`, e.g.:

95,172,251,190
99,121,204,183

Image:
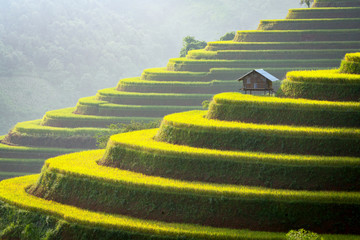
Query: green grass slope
1,2,360,180
0,51,359,238
313,0,360,8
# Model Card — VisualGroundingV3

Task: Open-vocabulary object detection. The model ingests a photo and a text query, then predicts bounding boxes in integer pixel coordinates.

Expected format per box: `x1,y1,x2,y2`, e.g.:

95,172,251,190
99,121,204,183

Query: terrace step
74,96,202,117
280,69,360,101
167,58,340,72
155,110,360,156
101,129,360,191
234,29,360,42
0,158,43,179
0,141,80,159
96,88,213,106
41,108,160,128
205,41,360,51
207,92,360,127
23,151,360,233
257,18,360,30
117,78,239,94
140,67,209,81
187,49,356,60
313,0,360,8
4,175,357,240
286,7,360,19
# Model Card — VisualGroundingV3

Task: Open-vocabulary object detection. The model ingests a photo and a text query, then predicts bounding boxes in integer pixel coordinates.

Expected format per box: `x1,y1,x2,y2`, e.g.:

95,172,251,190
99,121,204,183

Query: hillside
0,0,298,134
0,51,359,239
1,0,360,180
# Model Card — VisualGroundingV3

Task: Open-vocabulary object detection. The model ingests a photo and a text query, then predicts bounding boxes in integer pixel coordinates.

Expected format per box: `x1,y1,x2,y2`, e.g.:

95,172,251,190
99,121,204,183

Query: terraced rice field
1,0,359,192
0,49,359,238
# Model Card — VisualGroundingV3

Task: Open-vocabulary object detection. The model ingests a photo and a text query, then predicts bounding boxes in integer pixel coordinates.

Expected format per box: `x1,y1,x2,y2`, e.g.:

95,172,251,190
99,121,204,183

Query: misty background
0,0,302,134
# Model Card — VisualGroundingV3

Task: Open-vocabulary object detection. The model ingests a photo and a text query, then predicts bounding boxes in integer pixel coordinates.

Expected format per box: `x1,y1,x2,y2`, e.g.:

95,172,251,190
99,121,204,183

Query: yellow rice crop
161,111,360,138
0,175,281,239
109,129,360,167
212,92,360,110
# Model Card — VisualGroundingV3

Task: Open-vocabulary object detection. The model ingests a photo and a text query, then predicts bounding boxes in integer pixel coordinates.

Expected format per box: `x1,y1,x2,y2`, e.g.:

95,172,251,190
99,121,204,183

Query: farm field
0,0,360,238
0,50,359,238
1,1,359,179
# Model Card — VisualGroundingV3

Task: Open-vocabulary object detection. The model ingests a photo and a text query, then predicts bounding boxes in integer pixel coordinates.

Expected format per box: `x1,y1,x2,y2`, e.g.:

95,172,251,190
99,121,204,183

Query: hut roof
237,69,279,82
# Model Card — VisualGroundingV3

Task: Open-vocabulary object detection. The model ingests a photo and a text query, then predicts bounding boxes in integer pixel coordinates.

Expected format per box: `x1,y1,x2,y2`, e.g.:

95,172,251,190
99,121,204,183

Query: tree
219,31,236,41
300,0,314,8
179,36,207,57
286,229,323,240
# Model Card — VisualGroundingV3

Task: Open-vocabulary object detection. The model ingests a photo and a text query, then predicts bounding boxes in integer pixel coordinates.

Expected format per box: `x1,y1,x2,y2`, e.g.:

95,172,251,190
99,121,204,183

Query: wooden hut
238,69,279,95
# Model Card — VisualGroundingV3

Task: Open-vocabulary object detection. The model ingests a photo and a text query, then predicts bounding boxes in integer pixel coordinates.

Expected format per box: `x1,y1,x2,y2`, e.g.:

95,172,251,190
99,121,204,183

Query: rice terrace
0,0,360,239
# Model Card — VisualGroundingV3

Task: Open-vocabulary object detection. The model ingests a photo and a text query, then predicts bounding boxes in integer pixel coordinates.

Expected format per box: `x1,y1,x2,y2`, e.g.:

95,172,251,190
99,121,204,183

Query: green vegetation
141,68,209,81
0,142,81,159
100,129,360,191
257,18,360,30
95,121,160,148
286,7,360,19
219,32,236,41
116,77,238,94
12,119,115,137
313,0,360,7
187,49,354,60
280,68,360,101
4,0,295,133
206,41,360,51
234,29,360,42
179,36,207,58
167,58,339,72
22,151,360,233
207,92,360,127
286,69,360,83
286,229,321,240
75,96,202,117
1,175,288,240
2,119,117,149
1,3,360,239
339,52,360,74
300,0,314,8
41,108,160,128
96,88,213,105
155,110,360,156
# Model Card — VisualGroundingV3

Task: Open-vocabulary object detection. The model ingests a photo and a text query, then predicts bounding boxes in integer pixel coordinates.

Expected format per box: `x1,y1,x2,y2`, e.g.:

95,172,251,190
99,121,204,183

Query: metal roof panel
237,69,279,82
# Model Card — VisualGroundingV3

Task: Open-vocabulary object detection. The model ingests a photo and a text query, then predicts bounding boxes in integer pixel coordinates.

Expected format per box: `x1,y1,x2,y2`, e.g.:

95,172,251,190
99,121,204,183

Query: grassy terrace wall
339,52,360,74
166,58,339,72
24,151,360,233
41,108,160,128
3,176,358,240
1,3,360,239
141,67,311,82
233,29,360,42
155,111,360,157
1,119,117,148
206,41,360,51
279,69,360,101
207,92,360,127
313,0,360,7
100,129,360,191
116,78,239,94
187,49,355,60
257,18,360,30
286,7,360,19
0,141,81,159
140,68,209,81
74,96,202,117
96,88,213,106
